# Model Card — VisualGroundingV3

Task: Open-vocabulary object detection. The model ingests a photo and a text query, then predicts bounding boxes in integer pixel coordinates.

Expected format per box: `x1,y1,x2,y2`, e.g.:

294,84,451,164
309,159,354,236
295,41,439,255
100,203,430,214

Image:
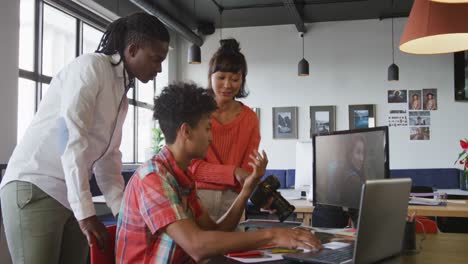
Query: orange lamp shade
400,0,468,54
431,0,468,3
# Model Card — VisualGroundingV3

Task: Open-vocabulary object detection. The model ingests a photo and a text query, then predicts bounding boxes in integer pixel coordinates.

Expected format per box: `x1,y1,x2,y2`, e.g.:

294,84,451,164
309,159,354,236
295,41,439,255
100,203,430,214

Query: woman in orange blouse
189,38,264,221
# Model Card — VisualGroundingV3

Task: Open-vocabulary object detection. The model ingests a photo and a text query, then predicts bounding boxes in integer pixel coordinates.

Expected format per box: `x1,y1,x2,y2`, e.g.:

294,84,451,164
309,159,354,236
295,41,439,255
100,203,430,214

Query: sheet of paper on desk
408,197,442,206
227,252,283,263
323,241,351,250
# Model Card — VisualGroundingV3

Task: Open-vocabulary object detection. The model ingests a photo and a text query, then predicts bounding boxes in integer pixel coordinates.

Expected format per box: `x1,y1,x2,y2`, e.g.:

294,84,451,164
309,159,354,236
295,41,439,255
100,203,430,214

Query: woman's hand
270,228,323,251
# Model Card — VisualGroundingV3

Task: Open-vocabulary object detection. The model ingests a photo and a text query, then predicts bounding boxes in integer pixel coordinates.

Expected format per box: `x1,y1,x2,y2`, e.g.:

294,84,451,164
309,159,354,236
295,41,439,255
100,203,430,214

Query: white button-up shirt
1,53,129,220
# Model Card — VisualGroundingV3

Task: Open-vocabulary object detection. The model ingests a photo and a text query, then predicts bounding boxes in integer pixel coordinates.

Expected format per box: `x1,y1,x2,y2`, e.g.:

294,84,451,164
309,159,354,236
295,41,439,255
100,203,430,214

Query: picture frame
273,107,298,139
348,104,376,129
309,105,335,137
454,51,468,101
251,107,261,120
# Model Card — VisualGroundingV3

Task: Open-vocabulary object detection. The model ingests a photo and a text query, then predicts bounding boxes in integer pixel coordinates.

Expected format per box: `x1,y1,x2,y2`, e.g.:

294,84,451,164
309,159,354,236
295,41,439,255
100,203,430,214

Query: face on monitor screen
313,127,388,209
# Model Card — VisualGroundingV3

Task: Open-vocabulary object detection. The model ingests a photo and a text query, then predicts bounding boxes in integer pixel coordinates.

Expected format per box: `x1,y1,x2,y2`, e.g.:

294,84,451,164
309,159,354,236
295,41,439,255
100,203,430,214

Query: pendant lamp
388,17,399,81
298,33,309,76
431,0,468,3
188,44,201,64
400,0,468,54
188,0,201,64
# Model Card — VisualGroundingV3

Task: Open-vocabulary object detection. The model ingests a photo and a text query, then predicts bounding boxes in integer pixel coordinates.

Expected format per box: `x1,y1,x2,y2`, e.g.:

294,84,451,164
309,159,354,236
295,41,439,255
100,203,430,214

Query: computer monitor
312,126,389,209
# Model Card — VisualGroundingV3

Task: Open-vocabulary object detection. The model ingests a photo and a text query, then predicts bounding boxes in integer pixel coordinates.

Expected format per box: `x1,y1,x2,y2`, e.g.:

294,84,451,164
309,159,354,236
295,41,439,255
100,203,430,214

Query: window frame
18,0,158,164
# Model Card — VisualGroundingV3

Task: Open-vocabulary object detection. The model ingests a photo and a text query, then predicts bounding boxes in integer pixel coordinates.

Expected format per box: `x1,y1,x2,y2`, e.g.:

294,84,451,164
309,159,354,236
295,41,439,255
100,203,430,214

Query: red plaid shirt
116,147,203,264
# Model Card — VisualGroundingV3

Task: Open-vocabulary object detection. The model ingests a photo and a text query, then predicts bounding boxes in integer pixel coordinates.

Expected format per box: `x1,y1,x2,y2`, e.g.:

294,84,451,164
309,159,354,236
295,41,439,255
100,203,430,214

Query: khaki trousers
0,181,88,264
197,189,239,221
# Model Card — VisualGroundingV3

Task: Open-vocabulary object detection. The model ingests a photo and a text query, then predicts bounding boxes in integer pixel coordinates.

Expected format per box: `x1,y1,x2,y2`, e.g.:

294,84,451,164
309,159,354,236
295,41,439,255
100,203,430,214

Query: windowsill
122,163,141,170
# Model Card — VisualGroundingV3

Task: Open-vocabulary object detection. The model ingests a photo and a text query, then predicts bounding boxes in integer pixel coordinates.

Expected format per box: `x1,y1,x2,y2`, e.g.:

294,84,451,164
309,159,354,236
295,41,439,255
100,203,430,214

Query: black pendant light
188,0,201,64
188,44,201,64
388,3,399,81
298,33,309,76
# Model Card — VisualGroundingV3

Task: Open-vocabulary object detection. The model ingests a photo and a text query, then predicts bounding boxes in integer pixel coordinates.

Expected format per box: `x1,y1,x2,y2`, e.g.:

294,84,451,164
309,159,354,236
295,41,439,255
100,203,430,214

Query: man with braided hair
1,12,169,264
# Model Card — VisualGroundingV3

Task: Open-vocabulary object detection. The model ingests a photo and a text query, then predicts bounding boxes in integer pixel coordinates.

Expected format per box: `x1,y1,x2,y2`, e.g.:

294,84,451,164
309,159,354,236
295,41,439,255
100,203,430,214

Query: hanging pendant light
188,0,201,64
388,17,399,81
298,33,309,76
400,0,468,54
188,44,201,64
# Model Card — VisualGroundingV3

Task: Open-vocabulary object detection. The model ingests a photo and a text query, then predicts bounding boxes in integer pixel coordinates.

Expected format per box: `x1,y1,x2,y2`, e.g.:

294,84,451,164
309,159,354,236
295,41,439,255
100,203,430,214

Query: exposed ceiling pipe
130,0,203,46
282,0,306,33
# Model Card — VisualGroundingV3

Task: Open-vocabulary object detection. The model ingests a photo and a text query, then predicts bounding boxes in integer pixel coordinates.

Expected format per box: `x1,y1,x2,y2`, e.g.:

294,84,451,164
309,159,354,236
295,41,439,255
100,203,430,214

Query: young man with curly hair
116,83,321,263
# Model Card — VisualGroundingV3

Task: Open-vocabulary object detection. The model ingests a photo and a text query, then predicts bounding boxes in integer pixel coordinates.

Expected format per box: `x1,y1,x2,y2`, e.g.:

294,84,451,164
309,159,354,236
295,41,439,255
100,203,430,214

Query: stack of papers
408,197,442,206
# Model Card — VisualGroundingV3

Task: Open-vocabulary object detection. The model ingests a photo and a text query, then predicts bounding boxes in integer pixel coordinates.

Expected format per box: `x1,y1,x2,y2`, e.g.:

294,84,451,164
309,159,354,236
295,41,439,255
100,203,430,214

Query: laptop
283,178,411,264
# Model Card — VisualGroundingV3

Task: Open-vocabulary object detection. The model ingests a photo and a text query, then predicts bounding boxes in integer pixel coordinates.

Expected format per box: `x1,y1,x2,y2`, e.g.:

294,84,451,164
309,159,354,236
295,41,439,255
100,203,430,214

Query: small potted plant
152,127,165,154
454,139,468,190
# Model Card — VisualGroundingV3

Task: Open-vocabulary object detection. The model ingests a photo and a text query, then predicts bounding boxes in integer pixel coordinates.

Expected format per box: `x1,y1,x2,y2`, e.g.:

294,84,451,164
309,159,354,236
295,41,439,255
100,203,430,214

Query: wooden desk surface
407,200,468,217
208,233,468,264
399,233,468,264
289,199,468,217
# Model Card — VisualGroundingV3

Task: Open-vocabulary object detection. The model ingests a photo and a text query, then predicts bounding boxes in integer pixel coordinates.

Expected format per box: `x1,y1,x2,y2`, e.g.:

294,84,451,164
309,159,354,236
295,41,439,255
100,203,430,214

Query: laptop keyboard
308,246,353,263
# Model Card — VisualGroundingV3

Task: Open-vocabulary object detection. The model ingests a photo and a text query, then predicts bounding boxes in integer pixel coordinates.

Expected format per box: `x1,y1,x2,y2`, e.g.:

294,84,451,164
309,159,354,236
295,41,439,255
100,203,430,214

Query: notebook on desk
283,178,411,264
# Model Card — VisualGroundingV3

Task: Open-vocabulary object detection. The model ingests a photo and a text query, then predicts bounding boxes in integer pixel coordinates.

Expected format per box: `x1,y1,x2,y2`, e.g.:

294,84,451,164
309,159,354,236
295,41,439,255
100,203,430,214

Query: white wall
0,0,19,164
178,18,468,170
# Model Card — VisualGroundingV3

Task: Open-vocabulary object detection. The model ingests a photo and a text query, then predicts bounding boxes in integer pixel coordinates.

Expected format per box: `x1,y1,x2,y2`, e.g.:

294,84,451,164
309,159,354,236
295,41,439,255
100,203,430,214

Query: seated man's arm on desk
165,219,321,262
164,153,322,262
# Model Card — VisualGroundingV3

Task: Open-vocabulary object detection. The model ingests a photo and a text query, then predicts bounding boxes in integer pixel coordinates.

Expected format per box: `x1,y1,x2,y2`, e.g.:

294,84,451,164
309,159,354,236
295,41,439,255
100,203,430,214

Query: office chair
415,216,438,234
90,225,116,264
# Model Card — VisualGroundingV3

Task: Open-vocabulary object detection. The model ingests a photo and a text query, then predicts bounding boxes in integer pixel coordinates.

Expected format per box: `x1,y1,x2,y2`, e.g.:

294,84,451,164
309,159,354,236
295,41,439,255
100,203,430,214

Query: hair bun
219,38,240,53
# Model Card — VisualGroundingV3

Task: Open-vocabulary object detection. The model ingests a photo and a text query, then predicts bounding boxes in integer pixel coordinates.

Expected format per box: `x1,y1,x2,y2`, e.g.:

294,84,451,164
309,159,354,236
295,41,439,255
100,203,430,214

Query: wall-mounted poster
388,90,407,103
309,106,335,137
388,109,408,127
410,127,430,141
423,89,438,110
409,111,431,126
408,90,422,110
348,104,376,129
273,107,298,139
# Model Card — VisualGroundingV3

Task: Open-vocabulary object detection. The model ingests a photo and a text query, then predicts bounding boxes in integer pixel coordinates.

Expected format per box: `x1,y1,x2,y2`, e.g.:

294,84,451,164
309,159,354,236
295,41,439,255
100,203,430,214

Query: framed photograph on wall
309,105,335,137
348,104,376,129
251,107,261,120
273,107,298,139
454,51,468,101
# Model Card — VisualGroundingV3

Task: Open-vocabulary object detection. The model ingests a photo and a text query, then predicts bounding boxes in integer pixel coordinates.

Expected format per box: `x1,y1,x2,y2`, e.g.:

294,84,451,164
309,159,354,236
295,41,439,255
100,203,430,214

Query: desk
208,233,468,263
290,199,468,226
289,199,313,226
407,200,468,217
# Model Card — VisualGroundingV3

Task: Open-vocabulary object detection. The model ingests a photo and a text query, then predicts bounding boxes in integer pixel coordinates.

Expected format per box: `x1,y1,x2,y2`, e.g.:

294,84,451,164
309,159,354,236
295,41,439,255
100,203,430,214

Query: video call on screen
314,129,386,209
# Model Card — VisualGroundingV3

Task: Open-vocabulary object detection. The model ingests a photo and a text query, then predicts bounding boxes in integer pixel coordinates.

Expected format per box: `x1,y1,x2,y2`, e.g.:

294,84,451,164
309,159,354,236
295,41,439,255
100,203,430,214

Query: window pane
137,80,154,105
42,5,77,77
155,55,169,96
121,105,134,163
137,107,155,163
19,0,35,71
17,78,36,143
127,87,134,99
41,83,49,99
82,23,102,54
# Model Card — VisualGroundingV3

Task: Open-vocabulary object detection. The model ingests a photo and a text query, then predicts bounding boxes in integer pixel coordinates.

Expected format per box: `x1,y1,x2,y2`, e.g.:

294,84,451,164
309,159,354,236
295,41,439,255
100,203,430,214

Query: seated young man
116,83,322,263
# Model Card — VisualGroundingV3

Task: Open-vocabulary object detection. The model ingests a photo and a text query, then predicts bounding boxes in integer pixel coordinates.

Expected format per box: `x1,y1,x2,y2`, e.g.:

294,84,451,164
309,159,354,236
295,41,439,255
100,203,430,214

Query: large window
17,0,168,163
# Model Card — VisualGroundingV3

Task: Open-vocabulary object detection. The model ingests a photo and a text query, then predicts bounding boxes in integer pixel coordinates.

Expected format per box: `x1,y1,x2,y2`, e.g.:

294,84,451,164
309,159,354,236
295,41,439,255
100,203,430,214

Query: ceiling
147,0,414,32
